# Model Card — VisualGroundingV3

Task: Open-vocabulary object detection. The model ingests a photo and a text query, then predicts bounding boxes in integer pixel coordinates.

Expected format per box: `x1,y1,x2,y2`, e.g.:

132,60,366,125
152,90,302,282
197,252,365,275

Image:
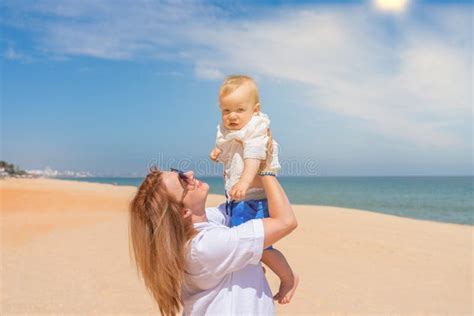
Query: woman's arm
260,175,298,248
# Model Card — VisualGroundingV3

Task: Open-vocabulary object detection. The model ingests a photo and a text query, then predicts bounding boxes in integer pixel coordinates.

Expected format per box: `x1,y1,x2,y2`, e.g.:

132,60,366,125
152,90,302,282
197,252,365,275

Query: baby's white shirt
215,112,281,200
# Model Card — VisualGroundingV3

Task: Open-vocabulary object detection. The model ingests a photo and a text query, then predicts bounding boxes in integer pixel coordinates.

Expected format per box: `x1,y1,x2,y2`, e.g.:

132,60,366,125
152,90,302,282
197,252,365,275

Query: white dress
215,112,281,201
182,204,274,315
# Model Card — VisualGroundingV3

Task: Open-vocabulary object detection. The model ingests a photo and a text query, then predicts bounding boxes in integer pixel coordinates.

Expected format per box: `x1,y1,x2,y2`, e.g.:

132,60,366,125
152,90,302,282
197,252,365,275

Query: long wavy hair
129,167,197,316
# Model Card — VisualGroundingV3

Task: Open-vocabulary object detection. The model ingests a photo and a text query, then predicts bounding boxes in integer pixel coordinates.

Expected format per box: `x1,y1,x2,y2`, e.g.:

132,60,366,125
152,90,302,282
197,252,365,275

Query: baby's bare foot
274,272,299,304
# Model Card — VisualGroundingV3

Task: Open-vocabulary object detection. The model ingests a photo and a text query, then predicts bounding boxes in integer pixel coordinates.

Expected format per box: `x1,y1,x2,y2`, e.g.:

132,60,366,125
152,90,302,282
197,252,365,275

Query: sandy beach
1,178,472,315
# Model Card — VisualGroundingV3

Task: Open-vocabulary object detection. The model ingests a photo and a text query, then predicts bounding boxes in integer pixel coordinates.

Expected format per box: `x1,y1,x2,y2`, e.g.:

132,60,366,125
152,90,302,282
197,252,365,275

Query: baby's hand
210,147,222,162
229,180,250,201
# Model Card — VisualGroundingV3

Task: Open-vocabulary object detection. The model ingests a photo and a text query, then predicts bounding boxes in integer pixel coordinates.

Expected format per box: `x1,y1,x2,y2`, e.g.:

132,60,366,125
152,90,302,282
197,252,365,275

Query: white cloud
194,63,224,80
2,1,472,150
186,7,471,149
3,46,31,61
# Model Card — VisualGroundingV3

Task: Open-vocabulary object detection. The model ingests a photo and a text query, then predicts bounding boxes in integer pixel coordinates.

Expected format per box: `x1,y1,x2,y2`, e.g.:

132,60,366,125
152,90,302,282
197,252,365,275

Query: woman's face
162,170,209,214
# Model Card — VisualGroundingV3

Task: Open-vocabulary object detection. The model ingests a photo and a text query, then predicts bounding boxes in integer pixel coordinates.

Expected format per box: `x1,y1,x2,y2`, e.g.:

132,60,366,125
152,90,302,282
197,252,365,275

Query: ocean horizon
61,176,473,226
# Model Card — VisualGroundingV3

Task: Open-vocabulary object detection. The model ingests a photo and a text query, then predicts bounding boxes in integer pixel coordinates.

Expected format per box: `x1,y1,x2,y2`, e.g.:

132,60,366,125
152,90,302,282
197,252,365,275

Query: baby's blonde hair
219,75,260,105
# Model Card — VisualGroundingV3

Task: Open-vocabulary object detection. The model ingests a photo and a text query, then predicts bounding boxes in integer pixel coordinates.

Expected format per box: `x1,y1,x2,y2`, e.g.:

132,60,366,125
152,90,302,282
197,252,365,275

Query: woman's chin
200,187,209,207
202,183,210,195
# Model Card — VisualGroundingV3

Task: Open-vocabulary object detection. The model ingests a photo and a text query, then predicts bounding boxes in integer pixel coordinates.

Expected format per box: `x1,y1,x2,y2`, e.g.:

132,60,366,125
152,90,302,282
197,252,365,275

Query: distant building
26,167,93,178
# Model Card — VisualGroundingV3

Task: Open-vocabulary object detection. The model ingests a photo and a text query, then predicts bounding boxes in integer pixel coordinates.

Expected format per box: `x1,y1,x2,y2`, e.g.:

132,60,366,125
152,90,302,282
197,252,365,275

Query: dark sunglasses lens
171,168,189,182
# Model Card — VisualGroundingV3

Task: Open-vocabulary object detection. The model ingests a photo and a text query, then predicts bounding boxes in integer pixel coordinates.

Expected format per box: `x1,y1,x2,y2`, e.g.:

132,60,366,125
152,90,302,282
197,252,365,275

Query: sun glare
373,0,410,13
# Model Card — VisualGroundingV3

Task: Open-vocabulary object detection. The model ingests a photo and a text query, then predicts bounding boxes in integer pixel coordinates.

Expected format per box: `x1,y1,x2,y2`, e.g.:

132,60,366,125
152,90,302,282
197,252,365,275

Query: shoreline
1,177,472,314
5,176,471,228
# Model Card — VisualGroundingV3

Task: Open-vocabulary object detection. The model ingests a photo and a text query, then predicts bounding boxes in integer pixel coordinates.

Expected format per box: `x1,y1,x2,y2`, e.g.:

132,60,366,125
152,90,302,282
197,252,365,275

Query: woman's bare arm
260,175,297,248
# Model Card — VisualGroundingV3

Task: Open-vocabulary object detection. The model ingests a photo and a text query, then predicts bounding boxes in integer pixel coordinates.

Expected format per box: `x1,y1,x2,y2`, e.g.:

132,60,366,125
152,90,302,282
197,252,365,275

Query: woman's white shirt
182,204,274,315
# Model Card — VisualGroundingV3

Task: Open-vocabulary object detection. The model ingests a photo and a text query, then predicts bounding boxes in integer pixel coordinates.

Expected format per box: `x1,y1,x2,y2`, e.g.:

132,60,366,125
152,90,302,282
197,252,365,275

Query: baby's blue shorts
229,198,273,250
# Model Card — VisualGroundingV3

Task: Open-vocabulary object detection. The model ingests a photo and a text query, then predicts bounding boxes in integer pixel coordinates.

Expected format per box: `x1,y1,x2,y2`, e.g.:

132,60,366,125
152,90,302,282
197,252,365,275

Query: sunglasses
170,168,191,201
170,168,188,181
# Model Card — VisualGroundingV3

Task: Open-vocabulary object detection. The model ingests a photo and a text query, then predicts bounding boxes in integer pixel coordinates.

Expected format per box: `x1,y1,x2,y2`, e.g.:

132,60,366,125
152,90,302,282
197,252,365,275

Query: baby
210,75,299,304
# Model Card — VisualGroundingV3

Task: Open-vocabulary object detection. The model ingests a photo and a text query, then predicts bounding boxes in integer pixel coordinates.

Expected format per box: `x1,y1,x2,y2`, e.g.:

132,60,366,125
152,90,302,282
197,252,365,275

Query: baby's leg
261,248,299,304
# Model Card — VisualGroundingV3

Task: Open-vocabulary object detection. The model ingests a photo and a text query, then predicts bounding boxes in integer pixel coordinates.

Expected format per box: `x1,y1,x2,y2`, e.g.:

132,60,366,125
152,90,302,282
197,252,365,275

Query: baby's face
219,83,259,131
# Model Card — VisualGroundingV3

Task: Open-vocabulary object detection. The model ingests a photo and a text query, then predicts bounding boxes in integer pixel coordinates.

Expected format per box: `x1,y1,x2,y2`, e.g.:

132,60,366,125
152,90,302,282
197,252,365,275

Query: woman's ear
183,208,192,219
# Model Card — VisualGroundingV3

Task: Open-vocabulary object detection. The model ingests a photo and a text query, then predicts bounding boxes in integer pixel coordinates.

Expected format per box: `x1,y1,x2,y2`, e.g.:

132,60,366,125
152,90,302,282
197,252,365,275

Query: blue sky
1,0,472,176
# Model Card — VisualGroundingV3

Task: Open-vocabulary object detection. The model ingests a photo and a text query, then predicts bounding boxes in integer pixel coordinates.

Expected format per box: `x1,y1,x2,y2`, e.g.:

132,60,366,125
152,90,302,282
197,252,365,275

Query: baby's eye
237,108,245,113
222,109,230,114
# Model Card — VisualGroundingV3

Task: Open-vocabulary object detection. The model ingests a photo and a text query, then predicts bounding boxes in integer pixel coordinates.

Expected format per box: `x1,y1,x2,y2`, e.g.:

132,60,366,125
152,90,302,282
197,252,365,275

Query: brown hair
219,75,260,105
129,167,196,316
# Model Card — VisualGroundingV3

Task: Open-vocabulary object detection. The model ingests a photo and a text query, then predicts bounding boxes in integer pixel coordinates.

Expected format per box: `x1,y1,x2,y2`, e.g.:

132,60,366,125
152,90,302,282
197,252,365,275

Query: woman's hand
259,128,274,172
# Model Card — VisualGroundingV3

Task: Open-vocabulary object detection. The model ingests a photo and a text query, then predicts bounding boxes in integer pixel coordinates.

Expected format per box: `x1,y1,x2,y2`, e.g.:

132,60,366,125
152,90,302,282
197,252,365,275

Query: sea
62,176,473,226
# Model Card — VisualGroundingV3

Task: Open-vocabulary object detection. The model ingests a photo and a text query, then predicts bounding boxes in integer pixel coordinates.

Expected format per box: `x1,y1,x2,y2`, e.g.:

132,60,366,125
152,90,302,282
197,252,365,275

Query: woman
129,163,297,315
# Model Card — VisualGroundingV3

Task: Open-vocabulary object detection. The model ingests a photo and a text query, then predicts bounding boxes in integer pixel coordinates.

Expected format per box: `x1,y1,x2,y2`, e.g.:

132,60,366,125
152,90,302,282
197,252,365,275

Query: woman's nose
184,171,195,185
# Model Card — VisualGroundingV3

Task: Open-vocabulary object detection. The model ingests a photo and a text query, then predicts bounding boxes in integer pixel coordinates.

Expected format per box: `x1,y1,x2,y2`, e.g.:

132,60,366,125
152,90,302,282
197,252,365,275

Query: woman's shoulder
188,217,232,268
189,205,230,252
